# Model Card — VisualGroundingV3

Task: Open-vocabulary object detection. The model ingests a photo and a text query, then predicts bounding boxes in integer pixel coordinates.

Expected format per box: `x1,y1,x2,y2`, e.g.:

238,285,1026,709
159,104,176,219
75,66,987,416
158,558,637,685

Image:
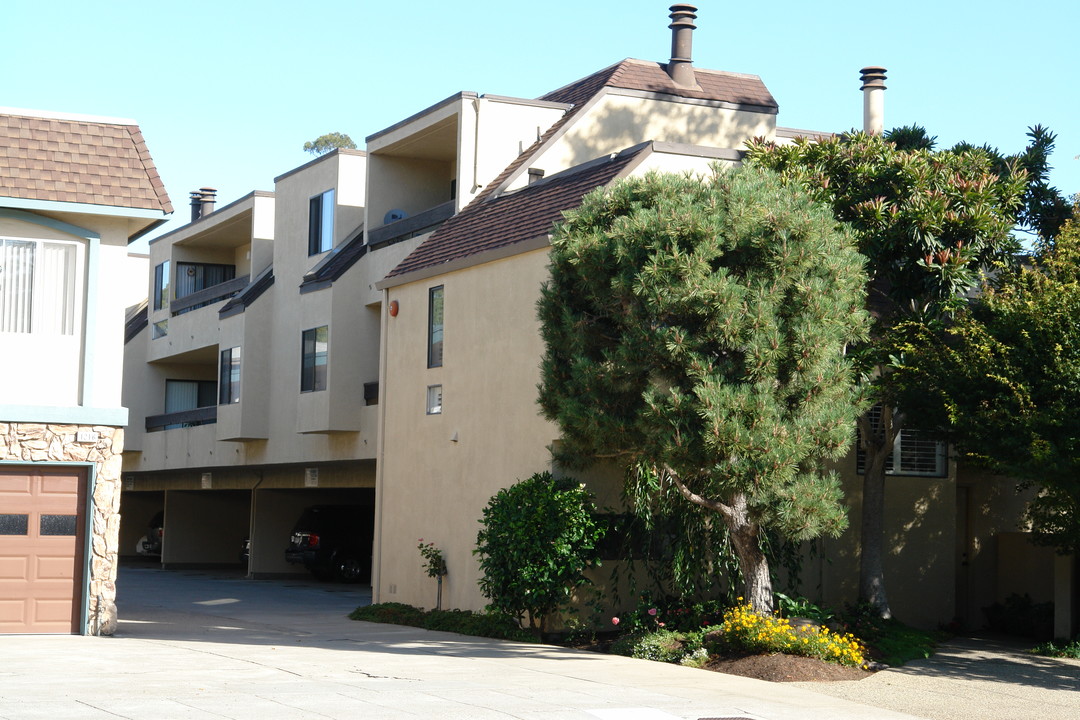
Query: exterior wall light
389,300,399,317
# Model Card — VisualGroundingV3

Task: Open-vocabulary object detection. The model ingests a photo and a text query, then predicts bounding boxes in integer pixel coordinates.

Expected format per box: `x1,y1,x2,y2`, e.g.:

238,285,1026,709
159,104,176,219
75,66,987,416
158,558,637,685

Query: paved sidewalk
794,635,1080,720
0,566,921,720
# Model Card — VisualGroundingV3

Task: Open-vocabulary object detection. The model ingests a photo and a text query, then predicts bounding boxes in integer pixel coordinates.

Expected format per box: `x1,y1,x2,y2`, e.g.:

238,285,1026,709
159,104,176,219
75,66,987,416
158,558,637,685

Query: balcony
145,406,217,432
170,275,250,315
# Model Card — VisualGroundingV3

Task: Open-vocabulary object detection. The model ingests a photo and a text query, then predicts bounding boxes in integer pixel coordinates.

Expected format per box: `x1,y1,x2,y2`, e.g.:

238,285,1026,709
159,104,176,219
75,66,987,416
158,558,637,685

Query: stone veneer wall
0,422,123,635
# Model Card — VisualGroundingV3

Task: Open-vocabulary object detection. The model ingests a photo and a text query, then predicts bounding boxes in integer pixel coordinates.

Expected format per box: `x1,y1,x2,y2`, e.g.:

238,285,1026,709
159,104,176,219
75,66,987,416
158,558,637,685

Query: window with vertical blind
856,405,948,477
164,379,217,429
0,237,78,335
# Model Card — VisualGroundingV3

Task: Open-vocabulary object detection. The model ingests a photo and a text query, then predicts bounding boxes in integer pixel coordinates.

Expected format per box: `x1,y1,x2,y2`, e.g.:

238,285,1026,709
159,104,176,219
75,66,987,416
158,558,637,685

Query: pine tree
537,166,869,612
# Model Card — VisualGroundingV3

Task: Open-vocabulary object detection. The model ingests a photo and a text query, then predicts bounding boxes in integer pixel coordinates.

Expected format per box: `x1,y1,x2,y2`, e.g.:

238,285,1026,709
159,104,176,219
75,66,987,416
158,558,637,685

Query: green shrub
1031,638,1080,658
423,609,535,642
349,603,538,643
475,472,605,633
982,593,1055,640
775,593,836,625
611,629,703,664
349,602,424,626
839,603,942,666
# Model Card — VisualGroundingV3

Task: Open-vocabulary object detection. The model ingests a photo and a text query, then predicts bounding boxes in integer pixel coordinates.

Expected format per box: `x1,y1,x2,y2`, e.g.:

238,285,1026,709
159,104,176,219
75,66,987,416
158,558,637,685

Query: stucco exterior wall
377,249,565,610
534,93,774,182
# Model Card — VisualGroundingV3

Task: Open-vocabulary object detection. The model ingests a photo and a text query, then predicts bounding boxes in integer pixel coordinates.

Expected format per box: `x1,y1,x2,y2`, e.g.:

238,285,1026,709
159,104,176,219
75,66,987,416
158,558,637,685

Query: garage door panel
0,599,29,627
0,555,30,579
35,553,77,580
40,475,80,497
34,599,76,624
0,475,31,495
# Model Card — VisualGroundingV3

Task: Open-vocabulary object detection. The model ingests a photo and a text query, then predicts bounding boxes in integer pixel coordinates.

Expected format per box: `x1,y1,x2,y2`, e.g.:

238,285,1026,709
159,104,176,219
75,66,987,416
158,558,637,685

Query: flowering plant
716,602,866,667
417,539,447,578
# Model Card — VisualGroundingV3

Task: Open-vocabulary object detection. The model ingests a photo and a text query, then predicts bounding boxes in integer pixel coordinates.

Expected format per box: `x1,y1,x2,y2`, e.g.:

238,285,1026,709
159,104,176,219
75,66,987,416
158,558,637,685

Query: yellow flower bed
718,603,866,667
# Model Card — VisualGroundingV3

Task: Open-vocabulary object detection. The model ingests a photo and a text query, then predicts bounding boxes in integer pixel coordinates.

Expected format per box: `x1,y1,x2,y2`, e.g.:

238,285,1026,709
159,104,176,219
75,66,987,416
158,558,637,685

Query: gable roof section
541,58,777,112
474,59,776,207
383,143,651,284
0,108,173,213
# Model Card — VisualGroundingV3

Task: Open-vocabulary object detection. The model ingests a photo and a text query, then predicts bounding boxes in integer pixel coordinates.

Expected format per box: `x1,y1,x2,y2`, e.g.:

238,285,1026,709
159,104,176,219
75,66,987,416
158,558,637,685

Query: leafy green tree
474,472,604,633
537,166,869,613
303,132,357,156
888,210,1080,554
746,131,1031,617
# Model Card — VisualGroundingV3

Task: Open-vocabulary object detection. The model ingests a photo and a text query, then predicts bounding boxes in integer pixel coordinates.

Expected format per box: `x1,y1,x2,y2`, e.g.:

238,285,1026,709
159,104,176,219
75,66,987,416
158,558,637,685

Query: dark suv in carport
285,505,373,583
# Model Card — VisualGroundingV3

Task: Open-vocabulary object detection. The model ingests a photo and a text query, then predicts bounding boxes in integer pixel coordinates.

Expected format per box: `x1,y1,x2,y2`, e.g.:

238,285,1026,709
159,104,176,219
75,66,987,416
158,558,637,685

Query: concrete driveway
0,565,922,720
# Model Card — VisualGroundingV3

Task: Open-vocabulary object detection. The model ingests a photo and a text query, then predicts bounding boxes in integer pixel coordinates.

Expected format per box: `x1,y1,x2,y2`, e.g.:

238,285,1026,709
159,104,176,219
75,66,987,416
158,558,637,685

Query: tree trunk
858,405,898,619
663,469,774,614
724,492,774,614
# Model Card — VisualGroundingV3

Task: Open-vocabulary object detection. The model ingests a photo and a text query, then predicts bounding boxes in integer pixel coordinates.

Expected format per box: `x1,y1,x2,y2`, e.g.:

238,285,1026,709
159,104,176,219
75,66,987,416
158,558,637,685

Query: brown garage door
0,466,87,633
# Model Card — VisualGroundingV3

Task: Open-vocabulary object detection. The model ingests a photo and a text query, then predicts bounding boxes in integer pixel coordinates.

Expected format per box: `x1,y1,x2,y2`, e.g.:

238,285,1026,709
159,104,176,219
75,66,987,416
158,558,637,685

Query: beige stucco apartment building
117,5,1073,636
1,107,171,634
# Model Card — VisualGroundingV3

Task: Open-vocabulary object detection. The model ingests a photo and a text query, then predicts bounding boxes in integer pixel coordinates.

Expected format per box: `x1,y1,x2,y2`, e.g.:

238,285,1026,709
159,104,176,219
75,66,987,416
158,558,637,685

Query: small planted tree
303,132,357,156
475,472,604,634
538,166,870,612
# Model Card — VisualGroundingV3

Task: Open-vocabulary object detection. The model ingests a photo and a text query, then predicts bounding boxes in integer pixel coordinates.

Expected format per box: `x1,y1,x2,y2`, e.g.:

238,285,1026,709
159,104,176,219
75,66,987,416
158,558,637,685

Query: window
0,237,77,335
153,260,170,311
308,189,335,255
152,319,168,339
219,347,241,404
174,261,236,313
301,326,328,392
428,285,444,368
426,384,443,415
856,405,947,477
164,379,217,429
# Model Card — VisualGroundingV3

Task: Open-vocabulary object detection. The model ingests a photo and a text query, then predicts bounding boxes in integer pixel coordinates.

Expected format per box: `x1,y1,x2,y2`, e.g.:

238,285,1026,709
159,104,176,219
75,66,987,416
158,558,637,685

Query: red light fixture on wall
389,300,399,317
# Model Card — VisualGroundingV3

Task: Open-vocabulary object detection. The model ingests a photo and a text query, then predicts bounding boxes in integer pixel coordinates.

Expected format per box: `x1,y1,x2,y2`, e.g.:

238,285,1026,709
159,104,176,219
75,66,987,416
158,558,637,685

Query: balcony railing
368,201,455,249
171,275,250,316
145,406,217,432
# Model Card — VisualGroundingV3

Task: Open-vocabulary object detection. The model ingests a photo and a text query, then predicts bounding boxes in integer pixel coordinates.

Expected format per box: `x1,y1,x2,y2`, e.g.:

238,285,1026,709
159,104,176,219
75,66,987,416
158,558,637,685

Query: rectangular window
308,189,335,255
301,326,328,392
219,346,241,404
0,237,77,335
856,405,947,477
152,319,168,339
428,285,444,368
153,260,170,311
426,384,443,415
164,379,217,429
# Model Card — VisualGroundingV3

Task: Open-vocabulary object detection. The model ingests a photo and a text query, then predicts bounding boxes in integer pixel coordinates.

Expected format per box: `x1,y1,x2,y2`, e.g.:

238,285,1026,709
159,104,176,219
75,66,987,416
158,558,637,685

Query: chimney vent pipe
667,4,699,88
190,187,218,222
860,66,887,135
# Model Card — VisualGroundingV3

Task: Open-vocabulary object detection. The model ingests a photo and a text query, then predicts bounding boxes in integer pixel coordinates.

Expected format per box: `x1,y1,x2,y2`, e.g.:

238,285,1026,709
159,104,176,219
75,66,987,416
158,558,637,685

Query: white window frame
0,236,83,336
426,384,443,415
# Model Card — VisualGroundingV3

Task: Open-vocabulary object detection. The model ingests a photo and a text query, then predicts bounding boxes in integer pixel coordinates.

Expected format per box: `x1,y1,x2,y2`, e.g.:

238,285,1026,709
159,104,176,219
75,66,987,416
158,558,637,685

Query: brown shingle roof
541,58,777,112
474,58,775,208
0,110,173,213
386,144,650,280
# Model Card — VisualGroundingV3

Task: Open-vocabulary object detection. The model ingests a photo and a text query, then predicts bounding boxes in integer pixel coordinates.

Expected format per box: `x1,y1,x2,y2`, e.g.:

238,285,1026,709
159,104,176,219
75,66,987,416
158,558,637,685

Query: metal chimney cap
669,3,698,27
860,66,888,90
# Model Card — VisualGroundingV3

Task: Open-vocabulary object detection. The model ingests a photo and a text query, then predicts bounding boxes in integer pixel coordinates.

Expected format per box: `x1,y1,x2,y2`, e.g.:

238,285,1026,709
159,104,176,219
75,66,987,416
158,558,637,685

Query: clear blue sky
6,1,1078,251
